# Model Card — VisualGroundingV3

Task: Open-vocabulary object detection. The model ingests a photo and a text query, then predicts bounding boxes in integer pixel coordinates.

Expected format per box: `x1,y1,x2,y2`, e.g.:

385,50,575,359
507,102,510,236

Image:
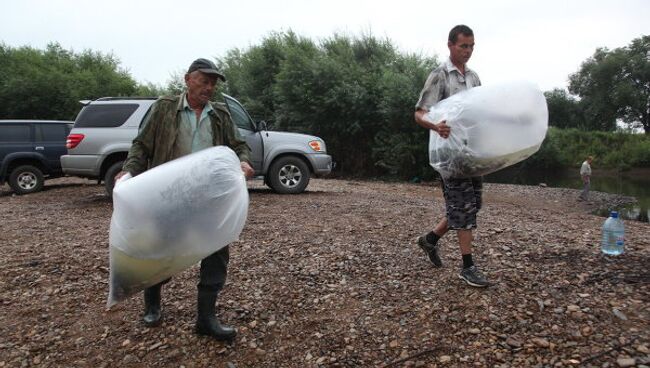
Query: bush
528,127,650,169
0,43,163,120
218,31,437,177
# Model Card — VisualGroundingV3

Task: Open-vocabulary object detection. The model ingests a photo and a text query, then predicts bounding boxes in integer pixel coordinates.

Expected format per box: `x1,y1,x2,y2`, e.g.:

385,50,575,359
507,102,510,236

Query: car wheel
104,160,124,197
9,165,44,195
267,156,310,194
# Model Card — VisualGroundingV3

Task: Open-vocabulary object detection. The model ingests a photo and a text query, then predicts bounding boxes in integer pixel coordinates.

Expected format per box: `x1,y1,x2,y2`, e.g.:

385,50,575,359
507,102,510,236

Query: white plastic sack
427,81,548,179
107,146,249,308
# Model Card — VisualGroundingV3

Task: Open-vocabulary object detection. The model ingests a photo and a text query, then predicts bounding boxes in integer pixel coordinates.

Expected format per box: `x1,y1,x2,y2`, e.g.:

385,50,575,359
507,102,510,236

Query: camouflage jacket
122,95,251,176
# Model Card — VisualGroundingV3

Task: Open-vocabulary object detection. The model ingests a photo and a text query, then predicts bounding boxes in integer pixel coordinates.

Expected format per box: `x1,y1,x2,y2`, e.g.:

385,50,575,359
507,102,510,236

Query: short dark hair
448,25,474,44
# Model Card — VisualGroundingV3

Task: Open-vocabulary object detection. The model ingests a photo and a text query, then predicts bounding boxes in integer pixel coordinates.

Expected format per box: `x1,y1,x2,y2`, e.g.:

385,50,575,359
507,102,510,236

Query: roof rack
95,97,158,101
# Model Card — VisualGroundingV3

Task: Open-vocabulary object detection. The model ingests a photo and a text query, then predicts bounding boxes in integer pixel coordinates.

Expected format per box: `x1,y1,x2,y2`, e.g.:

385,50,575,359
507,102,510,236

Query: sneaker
459,265,489,287
417,235,442,267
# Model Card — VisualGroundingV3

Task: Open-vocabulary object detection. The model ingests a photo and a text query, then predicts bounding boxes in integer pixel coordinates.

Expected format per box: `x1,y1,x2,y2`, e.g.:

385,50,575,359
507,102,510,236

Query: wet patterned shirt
415,58,481,111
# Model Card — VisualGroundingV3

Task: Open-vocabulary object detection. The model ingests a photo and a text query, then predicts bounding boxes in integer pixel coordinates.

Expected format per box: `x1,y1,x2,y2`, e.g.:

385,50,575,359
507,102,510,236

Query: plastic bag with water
106,146,249,308
427,81,548,179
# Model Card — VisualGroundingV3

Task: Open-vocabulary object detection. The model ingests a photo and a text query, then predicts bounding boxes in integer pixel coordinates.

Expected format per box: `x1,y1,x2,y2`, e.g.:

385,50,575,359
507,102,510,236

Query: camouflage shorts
442,177,483,230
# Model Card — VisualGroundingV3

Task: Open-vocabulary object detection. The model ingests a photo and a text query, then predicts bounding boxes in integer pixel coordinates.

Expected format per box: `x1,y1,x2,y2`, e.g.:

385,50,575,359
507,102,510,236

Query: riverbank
1,178,648,367
485,166,649,222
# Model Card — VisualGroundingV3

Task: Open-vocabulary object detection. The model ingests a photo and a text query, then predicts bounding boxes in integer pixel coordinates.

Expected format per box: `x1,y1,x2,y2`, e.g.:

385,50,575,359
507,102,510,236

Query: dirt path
1,178,648,367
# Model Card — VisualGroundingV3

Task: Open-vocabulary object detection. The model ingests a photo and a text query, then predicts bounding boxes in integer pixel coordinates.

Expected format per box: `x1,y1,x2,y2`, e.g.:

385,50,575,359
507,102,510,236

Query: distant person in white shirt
579,156,593,201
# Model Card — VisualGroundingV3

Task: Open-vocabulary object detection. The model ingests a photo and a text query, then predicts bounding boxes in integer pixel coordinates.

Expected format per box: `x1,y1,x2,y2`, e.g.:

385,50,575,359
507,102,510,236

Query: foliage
569,35,650,133
163,70,186,96
544,88,586,129
218,31,437,178
0,43,151,120
134,82,168,97
518,128,568,170
2,33,648,180
522,127,650,170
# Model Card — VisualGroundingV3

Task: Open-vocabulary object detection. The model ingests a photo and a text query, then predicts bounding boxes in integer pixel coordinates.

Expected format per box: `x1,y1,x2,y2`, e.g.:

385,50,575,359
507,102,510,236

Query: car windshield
224,96,255,131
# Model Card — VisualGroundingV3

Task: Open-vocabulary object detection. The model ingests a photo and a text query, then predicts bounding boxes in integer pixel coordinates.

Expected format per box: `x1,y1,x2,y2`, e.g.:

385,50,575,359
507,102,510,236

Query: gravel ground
0,177,648,368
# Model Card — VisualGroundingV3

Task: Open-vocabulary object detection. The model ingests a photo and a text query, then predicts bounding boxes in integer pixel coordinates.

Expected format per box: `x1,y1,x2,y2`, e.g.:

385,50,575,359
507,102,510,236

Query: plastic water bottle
601,211,625,255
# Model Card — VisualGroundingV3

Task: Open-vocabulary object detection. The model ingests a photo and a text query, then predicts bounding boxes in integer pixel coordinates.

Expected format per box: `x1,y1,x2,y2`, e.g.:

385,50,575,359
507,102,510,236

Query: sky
1,0,648,92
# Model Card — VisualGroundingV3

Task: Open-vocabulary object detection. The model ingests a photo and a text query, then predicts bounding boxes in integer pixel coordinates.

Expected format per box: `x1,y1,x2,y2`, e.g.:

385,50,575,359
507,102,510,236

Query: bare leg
457,229,472,255
433,217,449,237
417,217,450,267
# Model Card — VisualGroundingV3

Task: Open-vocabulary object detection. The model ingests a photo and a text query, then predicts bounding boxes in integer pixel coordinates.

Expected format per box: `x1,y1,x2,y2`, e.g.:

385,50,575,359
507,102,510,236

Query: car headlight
308,140,324,152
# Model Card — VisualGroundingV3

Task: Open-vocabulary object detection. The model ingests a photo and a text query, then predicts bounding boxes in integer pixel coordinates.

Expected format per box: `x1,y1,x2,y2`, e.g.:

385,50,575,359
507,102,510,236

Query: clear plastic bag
427,81,548,179
106,146,249,308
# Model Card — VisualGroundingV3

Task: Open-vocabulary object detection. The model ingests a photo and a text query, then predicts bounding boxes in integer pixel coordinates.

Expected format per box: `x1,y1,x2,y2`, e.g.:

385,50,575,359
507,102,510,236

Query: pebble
531,338,550,348
506,337,522,348
566,305,581,312
2,179,647,367
617,357,636,367
612,309,628,321
122,355,137,364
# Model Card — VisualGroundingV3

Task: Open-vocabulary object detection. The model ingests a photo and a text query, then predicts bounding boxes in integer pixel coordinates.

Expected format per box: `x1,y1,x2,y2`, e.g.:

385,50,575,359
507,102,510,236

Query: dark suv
0,120,73,194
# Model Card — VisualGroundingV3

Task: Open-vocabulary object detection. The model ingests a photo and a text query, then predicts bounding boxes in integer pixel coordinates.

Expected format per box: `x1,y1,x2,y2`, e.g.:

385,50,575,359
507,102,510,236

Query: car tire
9,165,44,195
267,156,310,194
104,160,124,197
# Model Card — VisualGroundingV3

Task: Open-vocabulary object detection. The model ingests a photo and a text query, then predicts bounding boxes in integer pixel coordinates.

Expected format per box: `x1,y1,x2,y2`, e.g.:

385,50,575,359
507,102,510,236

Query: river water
485,167,650,223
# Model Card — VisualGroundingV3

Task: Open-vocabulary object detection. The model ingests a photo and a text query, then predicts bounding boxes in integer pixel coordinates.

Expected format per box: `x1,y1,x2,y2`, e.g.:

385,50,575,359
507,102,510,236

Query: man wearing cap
116,58,254,342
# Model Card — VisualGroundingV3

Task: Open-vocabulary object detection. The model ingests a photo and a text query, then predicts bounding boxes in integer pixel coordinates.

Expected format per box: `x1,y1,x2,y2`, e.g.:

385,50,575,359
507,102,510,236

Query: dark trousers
579,179,590,200
198,246,230,295
146,245,230,295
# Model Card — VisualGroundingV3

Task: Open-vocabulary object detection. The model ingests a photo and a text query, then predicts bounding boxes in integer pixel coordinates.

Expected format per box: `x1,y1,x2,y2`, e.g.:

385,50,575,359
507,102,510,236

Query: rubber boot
195,291,236,342
143,285,162,327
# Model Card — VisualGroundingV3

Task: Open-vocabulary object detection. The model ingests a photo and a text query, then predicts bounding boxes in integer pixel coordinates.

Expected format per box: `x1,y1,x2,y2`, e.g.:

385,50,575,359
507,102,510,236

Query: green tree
569,35,650,133
163,70,186,96
217,31,306,120
218,31,436,178
0,42,160,120
544,88,585,129
134,81,168,97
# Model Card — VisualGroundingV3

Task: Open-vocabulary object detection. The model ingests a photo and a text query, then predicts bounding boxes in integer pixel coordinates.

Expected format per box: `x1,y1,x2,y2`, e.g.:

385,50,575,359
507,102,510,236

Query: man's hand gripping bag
107,146,249,308
427,81,548,179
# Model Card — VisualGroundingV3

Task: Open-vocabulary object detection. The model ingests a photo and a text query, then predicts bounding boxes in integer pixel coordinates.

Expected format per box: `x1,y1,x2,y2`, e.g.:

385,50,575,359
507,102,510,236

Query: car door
223,96,264,173
36,123,69,172
0,123,34,175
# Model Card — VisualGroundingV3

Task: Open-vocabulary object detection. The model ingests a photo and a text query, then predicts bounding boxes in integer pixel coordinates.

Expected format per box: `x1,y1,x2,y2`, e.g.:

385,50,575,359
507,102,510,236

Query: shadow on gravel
41,182,90,192
527,248,650,287
247,187,275,194
247,188,329,195
64,194,112,210
77,194,112,203
0,182,96,198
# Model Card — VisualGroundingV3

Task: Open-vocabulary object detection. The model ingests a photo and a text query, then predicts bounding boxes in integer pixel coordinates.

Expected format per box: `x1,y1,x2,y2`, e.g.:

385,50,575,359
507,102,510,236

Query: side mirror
256,120,270,131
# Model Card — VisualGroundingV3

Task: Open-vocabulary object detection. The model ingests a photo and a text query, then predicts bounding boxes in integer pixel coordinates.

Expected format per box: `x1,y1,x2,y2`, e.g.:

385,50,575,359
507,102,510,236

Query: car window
225,98,255,131
0,125,31,142
74,104,139,128
37,124,68,142
138,105,154,130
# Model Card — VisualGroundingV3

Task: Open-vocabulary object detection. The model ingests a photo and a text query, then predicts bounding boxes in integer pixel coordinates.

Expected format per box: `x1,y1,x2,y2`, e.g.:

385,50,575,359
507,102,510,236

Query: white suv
61,95,332,195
